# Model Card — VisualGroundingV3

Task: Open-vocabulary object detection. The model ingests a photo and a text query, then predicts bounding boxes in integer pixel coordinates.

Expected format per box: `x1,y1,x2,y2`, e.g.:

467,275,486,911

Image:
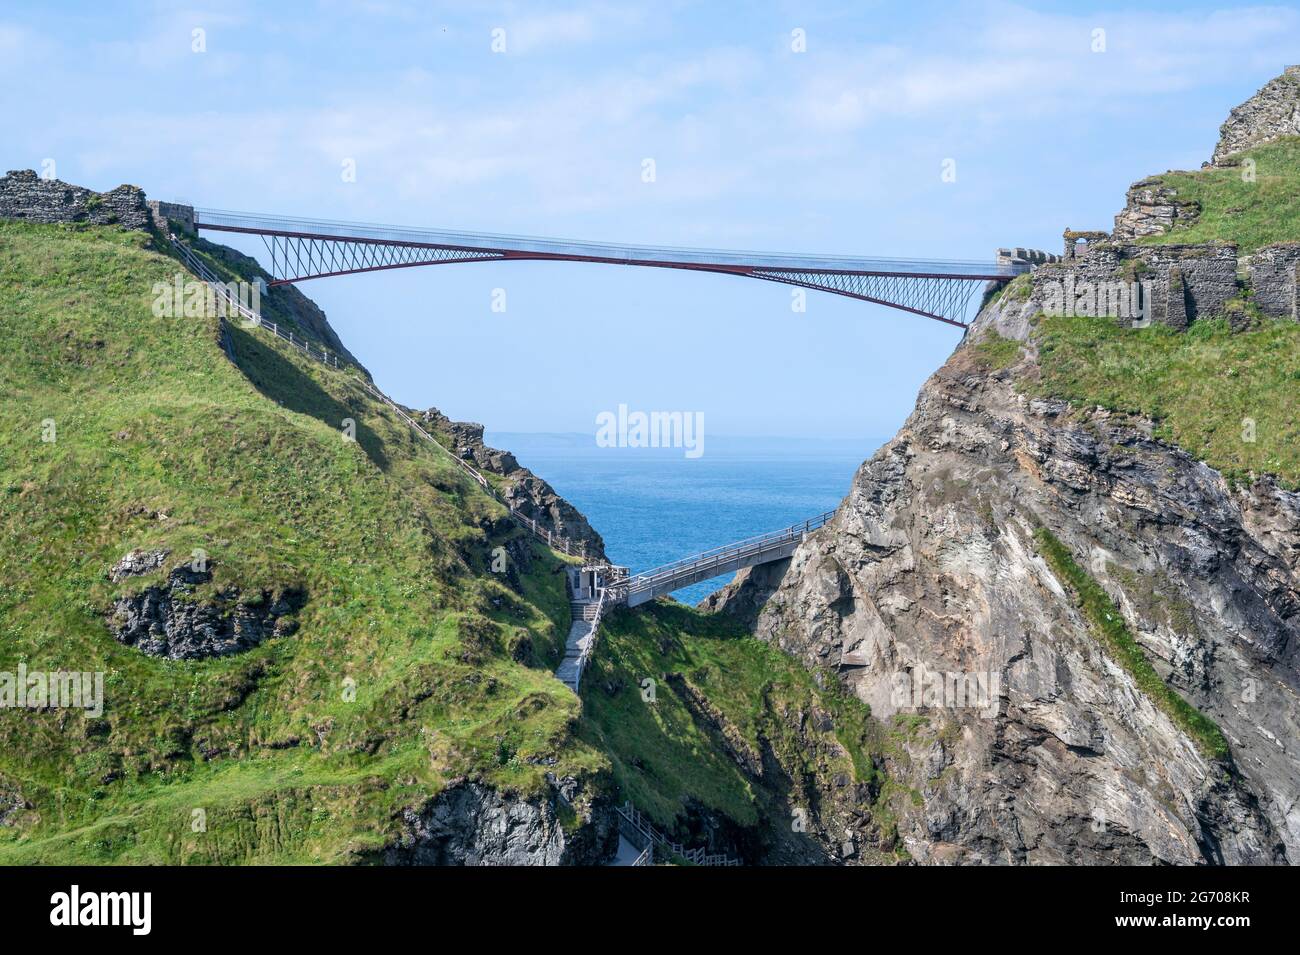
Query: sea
486,433,881,605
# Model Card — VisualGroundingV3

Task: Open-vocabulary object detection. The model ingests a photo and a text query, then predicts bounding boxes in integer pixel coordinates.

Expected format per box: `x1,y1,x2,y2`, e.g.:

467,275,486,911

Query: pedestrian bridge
175,205,1037,328
614,511,834,607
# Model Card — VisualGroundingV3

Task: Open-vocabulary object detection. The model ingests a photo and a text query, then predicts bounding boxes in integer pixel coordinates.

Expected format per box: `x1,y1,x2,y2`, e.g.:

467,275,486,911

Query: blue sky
4,1,1299,438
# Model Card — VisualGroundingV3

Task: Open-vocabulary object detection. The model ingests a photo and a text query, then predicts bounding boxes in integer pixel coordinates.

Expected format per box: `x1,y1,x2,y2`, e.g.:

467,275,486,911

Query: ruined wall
0,169,151,231
1246,244,1300,320
147,200,195,233
1031,243,1238,330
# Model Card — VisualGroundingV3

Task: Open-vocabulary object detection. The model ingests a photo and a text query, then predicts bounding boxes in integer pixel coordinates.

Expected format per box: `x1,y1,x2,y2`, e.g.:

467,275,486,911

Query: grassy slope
579,602,904,859
0,221,601,863
1139,135,1300,253
1032,315,1300,488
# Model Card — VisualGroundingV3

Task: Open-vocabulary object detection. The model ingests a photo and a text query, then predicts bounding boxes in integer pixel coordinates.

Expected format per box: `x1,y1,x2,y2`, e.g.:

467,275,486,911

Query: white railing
567,591,608,690
614,802,742,867
169,234,342,368
620,510,835,602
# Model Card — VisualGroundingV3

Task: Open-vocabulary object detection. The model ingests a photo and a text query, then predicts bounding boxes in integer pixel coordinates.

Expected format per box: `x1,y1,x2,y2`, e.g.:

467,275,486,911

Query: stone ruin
0,168,197,235
1026,67,1300,331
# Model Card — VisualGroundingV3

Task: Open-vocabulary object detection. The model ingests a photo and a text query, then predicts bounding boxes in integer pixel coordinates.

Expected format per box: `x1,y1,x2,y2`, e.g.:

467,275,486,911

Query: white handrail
624,510,834,596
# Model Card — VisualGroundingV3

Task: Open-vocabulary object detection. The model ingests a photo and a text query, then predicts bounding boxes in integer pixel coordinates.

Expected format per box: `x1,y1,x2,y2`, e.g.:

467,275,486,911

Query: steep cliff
708,70,1300,865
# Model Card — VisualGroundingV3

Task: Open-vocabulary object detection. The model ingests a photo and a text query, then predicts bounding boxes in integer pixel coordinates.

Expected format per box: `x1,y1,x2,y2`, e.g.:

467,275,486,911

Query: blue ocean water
487,433,879,605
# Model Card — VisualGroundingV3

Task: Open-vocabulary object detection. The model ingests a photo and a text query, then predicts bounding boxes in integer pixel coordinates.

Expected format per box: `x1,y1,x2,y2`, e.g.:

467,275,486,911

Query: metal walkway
614,511,834,607
189,207,1027,327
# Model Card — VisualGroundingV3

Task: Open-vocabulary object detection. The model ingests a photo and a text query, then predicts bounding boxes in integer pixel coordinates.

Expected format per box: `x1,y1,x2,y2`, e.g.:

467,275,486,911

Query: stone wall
1032,242,1238,330
0,169,152,231
1062,229,1109,261
997,247,1060,268
1212,66,1300,164
1245,244,1300,320
147,200,195,233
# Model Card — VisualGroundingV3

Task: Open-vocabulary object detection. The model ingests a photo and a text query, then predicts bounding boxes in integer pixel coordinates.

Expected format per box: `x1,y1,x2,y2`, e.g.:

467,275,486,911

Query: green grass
578,601,886,845
971,330,1023,371
1032,314,1300,488
1139,136,1300,253
0,220,604,863
1032,527,1229,761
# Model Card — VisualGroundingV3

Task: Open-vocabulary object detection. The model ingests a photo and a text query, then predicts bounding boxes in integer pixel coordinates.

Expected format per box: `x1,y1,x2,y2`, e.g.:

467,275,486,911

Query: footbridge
555,514,832,690
613,511,834,608
177,206,1036,327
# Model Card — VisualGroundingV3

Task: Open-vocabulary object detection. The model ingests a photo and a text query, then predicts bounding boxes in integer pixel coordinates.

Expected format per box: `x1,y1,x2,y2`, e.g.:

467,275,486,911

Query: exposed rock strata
1112,177,1201,241
711,284,1297,865
108,564,305,660
379,778,615,865
1212,66,1300,164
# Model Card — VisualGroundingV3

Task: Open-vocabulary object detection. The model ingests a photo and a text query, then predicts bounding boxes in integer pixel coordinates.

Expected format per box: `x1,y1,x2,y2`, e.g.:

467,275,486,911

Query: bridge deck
193,208,1023,280
622,511,834,607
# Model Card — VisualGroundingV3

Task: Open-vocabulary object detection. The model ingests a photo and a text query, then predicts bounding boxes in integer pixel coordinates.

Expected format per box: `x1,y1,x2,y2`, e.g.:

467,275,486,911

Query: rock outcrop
419,408,607,560
1112,177,1201,241
109,548,171,583
379,778,615,865
109,563,305,660
1212,66,1300,165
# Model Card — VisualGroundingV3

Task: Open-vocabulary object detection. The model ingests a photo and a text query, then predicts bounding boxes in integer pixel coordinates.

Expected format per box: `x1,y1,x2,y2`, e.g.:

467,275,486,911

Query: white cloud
783,3,1300,132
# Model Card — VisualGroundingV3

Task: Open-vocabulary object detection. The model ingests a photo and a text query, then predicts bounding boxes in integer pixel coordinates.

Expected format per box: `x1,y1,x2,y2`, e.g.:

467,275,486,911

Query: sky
4,1,1299,439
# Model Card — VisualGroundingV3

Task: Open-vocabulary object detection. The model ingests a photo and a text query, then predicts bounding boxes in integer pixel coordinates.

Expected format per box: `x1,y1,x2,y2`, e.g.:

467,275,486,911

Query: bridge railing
567,589,609,692
614,802,741,867
192,208,1025,278
169,235,344,368
623,510,836,597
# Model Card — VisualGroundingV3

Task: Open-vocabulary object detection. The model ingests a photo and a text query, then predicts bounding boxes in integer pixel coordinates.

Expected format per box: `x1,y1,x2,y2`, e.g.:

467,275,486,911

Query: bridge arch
185,207,1032,328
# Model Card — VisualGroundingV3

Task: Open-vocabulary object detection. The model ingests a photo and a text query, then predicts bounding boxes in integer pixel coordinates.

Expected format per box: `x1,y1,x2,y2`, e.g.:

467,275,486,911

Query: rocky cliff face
107,557,305,660
379,778,615,865
709,73,1300,865
711,289,1297,864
